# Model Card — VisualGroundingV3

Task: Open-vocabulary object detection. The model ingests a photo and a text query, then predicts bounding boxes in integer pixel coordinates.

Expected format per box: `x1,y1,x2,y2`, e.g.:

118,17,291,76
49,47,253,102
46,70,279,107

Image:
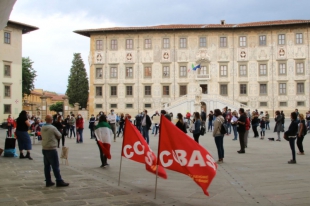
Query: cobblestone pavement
0,120,309,206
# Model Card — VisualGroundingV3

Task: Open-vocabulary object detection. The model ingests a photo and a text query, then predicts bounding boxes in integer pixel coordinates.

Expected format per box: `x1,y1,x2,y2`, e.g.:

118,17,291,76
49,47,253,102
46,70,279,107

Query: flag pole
154,115,163,199
118,119,127,186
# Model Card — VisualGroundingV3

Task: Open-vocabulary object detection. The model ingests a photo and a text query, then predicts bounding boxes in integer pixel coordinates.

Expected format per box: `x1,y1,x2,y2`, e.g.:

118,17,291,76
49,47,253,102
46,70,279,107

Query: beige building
75,20,310,117
0,20,38,122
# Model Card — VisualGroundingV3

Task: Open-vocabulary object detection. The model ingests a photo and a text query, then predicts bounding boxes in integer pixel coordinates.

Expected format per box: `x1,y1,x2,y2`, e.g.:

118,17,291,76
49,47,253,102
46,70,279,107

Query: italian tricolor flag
94,121,112,159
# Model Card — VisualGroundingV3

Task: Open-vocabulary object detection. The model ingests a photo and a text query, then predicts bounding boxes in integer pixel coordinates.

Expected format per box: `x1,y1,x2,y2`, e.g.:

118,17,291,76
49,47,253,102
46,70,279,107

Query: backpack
200,126,205,136
302,121,307,136
220,121,228,135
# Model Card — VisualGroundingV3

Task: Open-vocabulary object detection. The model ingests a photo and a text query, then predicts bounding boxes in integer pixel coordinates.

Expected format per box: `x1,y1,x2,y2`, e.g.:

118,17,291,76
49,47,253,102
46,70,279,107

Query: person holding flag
94,115,113,168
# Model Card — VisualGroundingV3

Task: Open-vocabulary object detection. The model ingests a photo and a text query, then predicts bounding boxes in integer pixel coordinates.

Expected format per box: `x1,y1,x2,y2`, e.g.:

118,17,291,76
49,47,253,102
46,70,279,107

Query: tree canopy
49,102,63,112
66,53,89,108
22,57,37,96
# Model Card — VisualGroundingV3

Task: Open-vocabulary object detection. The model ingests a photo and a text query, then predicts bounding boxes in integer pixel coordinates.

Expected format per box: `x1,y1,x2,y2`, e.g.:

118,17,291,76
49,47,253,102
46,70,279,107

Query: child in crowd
260,117,266,139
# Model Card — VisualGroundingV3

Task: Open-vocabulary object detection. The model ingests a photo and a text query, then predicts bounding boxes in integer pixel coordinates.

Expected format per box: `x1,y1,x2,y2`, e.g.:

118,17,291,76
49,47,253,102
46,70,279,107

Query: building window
4,85,11,97
296,33,303,44
220,37,227,47
163,86,170,96
239,36,246,47
4,32,10,44
110,104,117,108
111,39,118,50
239,65,247,76
201,84,208,94
240,84,247,95
279,83,286,95
163,38,170,49
259,64,267,76
278,34,285,45
145,103,151,108
4,104,11,114
144,86,151,96
144,67,152,78
199,66,208,75
163,66,170,77
297,101,305,106
179,66,187,77
95,86,102,96
126,104,133,108
279,102,287,107
111,86,117,96
180,85,187,96
180,38,187,48
279,63,286,75
145,39,152,49
4,65,11,77
199,37,206,47
110,67,117,78
126,86,133,96
96,68,103,78
95,104,102,109
220,65,228,76
126,39,133,49
126,67,133,78
220,84,228,96
260,84,267,95
296,62,304,74
260,102,268,107
96,40,103,50
297,83,304,94
259,35,266,46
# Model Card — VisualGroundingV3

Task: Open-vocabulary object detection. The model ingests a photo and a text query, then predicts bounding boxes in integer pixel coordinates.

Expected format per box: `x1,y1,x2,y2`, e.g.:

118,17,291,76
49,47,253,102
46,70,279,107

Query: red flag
122,119,167,179
158,115,217,196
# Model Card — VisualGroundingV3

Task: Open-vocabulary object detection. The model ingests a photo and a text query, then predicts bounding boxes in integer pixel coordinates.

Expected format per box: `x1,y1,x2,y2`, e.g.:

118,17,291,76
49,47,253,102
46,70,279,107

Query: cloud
10,10,117,93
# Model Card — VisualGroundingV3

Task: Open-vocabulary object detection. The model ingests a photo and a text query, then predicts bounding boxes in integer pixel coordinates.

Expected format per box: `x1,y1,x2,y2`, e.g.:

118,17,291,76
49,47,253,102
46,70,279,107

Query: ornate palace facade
75,20,310,116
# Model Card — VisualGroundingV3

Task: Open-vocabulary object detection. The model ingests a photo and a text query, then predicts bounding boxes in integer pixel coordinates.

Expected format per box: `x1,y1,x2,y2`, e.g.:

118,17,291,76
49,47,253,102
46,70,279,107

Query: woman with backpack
213,109,225,164
297,114,306,155
192,112,201,143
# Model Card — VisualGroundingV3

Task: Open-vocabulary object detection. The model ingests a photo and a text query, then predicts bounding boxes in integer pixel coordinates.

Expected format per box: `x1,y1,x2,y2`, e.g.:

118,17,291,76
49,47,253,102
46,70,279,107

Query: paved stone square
0,120,309,206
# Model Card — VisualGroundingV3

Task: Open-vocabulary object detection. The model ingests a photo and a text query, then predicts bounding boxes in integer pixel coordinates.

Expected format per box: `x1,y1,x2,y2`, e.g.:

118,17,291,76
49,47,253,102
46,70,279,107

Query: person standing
207,111,214,132
284,112,299,164
141,110,152,144
151,111,160,135
41,115,69,187
117,113,125,137
107,109,117,142
89,114,96,139
52,116,65,148
76,114,84,143
260,117,266,139
297,114,306,155
201,109,207,132
265,111,270,130
69,114,76,139
231,111,238,140
134,113,142,133
176,113,187,133
251,112,260,138
213,109,225,163
274,111,282,141
244,113,250,148
237,108,246,154
7,115,14,137
281,111,286,130
192,112,201,143
226,109,232,135
16,111,32,159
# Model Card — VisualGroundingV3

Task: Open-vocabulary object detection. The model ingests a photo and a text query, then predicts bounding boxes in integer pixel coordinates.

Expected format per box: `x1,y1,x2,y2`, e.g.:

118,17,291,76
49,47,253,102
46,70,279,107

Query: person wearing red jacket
7,115,14,137
244,114,251,148
76,114,84,143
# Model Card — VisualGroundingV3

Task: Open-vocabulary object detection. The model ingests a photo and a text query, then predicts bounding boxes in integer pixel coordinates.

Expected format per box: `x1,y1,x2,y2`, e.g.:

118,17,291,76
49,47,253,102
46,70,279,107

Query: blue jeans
289,137,296,161
42,150,62,183
266,121,270,129
142,126,149,144
70,126,75,137
232,126,238,140
77,128,83,143
227,122,231,134
214,135,224,159
208,121,213,131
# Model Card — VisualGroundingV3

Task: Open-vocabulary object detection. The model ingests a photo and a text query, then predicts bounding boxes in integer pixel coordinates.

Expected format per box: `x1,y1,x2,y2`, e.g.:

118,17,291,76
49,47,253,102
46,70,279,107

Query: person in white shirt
107,109,117,142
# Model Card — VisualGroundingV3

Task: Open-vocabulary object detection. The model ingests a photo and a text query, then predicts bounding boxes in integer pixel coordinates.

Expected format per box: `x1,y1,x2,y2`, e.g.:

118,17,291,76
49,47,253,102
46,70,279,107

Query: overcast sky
9,0,310,94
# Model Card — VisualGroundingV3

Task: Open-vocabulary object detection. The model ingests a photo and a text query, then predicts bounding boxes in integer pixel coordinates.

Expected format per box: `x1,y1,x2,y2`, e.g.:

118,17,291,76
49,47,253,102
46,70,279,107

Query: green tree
66,53,89,108
49,102,63,112
22,57,37,96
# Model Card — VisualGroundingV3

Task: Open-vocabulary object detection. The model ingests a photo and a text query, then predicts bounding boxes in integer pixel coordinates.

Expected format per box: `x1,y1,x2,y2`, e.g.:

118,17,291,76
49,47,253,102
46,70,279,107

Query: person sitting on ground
41,115,69,187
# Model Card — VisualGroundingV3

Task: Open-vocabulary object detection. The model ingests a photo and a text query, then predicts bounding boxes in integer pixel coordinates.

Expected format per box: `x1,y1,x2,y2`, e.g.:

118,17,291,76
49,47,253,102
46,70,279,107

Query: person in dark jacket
141,110,152,144
16,110,32,159
251,113,260,137
281,111,285,130
53,116,65,148
134,113,142,133
274,111,283,141
117,113,125,137
284,112,299,164
89,114,96,139
192,112,201,143
176,113,187,133
201,109,206,132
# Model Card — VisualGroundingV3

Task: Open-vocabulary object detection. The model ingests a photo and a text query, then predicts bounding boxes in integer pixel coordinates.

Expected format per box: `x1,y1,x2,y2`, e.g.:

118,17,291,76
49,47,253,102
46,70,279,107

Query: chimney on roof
221,20,226,25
